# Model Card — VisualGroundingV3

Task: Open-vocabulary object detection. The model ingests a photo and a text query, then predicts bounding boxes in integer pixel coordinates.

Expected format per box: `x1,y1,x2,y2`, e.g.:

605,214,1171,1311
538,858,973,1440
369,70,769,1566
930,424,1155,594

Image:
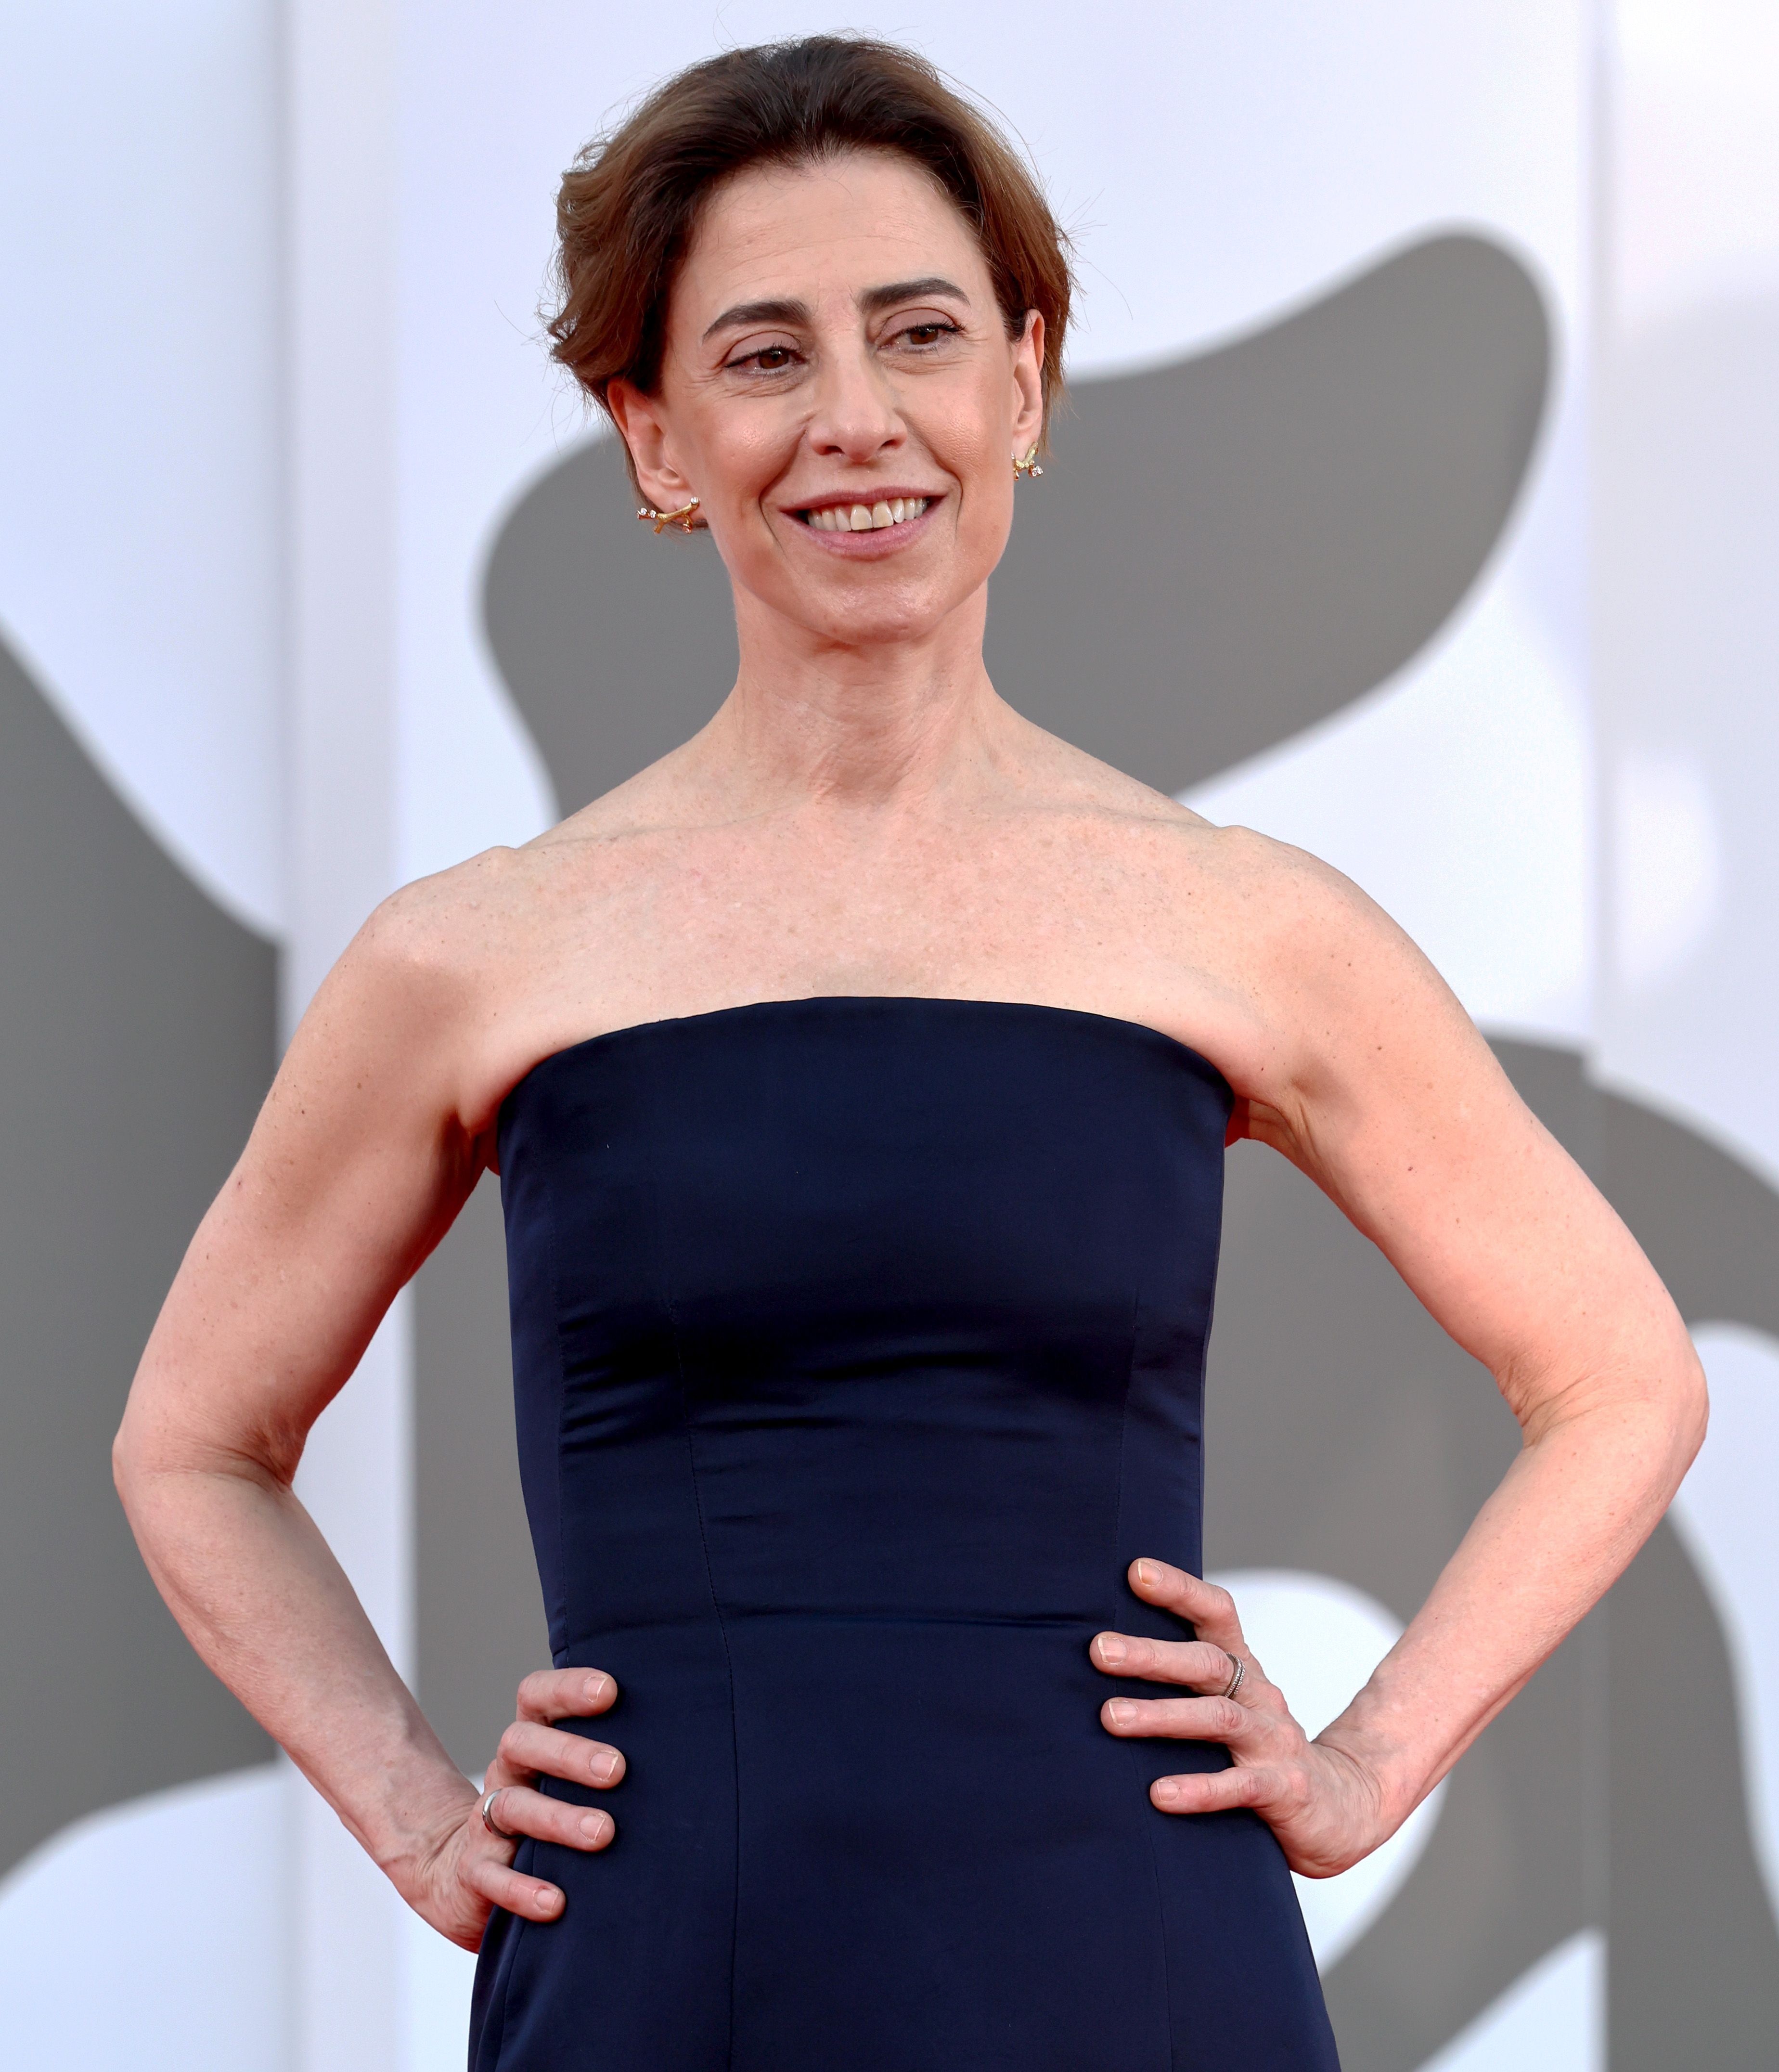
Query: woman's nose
806,345,903,460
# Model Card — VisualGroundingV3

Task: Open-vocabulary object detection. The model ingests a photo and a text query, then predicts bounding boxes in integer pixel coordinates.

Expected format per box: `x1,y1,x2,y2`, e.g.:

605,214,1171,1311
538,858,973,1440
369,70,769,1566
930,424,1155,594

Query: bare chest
466,816,1249,1126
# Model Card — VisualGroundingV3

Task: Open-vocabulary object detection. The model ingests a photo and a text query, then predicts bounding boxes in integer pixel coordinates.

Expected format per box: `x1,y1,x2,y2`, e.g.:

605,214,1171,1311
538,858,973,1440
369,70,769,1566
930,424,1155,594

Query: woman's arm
1096,833,1707,1872
113,884,621,1946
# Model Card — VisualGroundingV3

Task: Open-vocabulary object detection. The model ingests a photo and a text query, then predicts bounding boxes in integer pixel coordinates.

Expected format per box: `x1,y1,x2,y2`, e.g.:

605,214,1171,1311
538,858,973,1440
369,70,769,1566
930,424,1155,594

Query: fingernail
580,1813,608,1841
1134,1560,1153,1588
1098,1635,1127,1666
541,1887,563,1910
587,1673,611,1704
1108,1699,1135,1727
1154,1778,1182,1805
595,1752,621,1783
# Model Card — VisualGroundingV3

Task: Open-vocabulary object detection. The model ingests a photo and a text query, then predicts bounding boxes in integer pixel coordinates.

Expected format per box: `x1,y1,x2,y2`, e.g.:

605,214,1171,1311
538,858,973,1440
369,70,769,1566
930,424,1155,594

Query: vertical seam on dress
480,1153,569,2069
479,1908,522,2072
542,1162,571,1662
655,1172,742,2072
1195,1131,1231,1575
1114,1285,1179,2072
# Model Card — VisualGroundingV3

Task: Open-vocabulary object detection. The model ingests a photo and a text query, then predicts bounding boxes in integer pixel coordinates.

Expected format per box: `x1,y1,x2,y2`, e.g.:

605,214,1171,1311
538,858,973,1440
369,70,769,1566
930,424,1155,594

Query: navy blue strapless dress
471,997,1337,2070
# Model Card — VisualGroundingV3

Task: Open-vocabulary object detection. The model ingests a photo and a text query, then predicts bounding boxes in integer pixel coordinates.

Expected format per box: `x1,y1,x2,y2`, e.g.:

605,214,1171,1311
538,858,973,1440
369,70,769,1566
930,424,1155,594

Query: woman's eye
729,345,799,373
894,321,962,348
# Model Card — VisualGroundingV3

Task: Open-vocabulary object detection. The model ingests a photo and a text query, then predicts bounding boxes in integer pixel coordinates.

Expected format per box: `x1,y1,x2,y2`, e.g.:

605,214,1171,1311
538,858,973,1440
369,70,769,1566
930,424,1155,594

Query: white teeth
849,505,873,531
871,501,894,528
890,499,905,523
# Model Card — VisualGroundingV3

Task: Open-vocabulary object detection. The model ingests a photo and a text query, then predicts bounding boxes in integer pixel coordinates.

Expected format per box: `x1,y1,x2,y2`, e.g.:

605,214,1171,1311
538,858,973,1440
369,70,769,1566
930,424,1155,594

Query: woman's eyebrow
860,276,969,313
701,277,970,344
702,296,811,343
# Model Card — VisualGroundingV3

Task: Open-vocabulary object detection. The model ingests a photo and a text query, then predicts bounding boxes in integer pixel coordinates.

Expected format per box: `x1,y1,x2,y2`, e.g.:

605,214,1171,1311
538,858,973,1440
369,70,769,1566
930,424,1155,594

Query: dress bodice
473,997,1334,2072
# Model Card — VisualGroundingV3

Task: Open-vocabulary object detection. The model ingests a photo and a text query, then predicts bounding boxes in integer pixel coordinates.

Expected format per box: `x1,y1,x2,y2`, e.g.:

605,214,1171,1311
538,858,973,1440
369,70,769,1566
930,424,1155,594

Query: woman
116,35,1703,2072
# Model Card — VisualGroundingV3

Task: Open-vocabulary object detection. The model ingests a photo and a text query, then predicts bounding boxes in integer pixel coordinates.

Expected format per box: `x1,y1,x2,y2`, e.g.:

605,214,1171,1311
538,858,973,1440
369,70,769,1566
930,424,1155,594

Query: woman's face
610,150,1045,657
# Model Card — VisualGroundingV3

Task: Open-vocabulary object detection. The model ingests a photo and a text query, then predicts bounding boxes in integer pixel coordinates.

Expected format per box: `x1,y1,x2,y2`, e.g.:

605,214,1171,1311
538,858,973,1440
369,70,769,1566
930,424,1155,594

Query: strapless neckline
505,992,1229,1105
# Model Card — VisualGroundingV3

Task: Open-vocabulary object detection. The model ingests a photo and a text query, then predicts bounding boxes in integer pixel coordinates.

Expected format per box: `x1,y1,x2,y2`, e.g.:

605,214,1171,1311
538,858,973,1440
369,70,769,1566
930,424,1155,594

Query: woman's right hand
411,1667,626,1950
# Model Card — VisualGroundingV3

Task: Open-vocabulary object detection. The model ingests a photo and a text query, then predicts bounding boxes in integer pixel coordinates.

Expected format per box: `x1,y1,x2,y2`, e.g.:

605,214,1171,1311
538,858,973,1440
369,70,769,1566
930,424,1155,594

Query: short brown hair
546,36,1071,447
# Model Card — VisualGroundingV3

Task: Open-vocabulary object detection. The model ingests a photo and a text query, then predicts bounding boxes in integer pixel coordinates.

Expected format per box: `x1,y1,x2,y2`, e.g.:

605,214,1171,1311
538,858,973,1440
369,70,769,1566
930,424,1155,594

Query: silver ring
1220,1654,1247,1702
481,1787,518,1841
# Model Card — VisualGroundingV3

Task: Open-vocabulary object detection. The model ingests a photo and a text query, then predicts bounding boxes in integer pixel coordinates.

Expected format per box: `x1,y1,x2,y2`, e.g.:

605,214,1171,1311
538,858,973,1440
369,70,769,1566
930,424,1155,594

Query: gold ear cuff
637,497,701,534
1013,448,1044,480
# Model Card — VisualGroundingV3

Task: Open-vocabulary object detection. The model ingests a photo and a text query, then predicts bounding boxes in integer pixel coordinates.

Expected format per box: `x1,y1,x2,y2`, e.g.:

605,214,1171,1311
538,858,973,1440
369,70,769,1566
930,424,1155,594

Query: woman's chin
736,557,986,654
799,584,974,652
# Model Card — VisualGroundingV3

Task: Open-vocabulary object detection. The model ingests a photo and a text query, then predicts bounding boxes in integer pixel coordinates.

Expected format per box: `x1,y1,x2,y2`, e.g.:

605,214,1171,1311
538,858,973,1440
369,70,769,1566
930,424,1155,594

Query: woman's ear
1012,311,1046,457
607,378,695,513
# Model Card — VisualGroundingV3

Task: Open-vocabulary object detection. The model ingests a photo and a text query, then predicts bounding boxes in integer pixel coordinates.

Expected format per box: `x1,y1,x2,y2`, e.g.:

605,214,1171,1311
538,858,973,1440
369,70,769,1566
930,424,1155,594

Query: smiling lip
788,492,941,550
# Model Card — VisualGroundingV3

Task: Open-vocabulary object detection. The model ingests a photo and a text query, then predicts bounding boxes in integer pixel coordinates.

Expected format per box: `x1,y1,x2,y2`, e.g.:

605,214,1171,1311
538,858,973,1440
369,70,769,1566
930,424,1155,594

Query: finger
1150,1765,1273,1816
1091,1633,1235,1690
1128,1559,1244,1648
483,1784,616,1852
1100,1694,1253,1743
496,1720,626,1789
516,1667,616,1723
465,1855,570,1922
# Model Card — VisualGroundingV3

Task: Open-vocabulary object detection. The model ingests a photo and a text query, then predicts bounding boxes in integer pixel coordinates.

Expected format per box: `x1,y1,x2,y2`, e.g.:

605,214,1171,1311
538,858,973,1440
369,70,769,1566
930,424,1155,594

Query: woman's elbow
111,1368,206,1528
1667,1334,1710,1479
112,1389,161,1526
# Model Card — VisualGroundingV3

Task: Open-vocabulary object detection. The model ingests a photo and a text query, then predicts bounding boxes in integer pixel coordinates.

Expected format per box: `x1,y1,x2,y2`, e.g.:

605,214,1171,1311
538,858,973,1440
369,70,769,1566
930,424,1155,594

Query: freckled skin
114,150,1704,1952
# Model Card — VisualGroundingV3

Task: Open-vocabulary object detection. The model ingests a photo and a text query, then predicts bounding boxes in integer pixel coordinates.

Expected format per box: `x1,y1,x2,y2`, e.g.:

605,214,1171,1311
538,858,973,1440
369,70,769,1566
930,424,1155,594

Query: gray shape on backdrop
0,631,275,1878
481,437,738,819
479,230,1549,815
982,232,1550,790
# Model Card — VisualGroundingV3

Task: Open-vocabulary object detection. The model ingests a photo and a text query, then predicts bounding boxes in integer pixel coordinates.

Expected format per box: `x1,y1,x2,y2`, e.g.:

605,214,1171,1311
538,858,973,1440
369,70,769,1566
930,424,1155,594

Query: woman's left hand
1093,1558,1389,1879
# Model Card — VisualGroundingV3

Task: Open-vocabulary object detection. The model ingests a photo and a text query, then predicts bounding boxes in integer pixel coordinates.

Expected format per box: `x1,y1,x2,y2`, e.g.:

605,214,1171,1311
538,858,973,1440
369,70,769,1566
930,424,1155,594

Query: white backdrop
1,5,1774,2069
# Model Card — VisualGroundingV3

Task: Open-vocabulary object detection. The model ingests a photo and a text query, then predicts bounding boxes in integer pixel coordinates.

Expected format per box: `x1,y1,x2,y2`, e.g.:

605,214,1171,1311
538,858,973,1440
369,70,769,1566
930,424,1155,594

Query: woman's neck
692,585,1023,815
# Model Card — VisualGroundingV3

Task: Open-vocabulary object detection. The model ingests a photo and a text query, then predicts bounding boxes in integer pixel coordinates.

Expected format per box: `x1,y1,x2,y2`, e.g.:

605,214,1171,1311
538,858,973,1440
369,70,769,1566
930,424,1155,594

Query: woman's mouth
799,497,931,533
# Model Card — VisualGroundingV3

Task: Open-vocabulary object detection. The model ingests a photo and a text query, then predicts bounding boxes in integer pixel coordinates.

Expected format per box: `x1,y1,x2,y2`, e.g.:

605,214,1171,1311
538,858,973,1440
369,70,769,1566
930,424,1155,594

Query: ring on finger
481,1787,518,1841
1220,1653,1247,1702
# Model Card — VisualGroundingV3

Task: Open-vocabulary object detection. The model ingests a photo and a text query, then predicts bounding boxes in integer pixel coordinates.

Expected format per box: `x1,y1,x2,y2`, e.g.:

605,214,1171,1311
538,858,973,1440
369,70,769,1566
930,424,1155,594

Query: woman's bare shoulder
1006,715,1199,824
1011,724,1322,900
1032,777,1476,1102
1147,816,1371,922
362,759,691,972
297,842,599,1127
353,842,554,983
1145,818,1495,1138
